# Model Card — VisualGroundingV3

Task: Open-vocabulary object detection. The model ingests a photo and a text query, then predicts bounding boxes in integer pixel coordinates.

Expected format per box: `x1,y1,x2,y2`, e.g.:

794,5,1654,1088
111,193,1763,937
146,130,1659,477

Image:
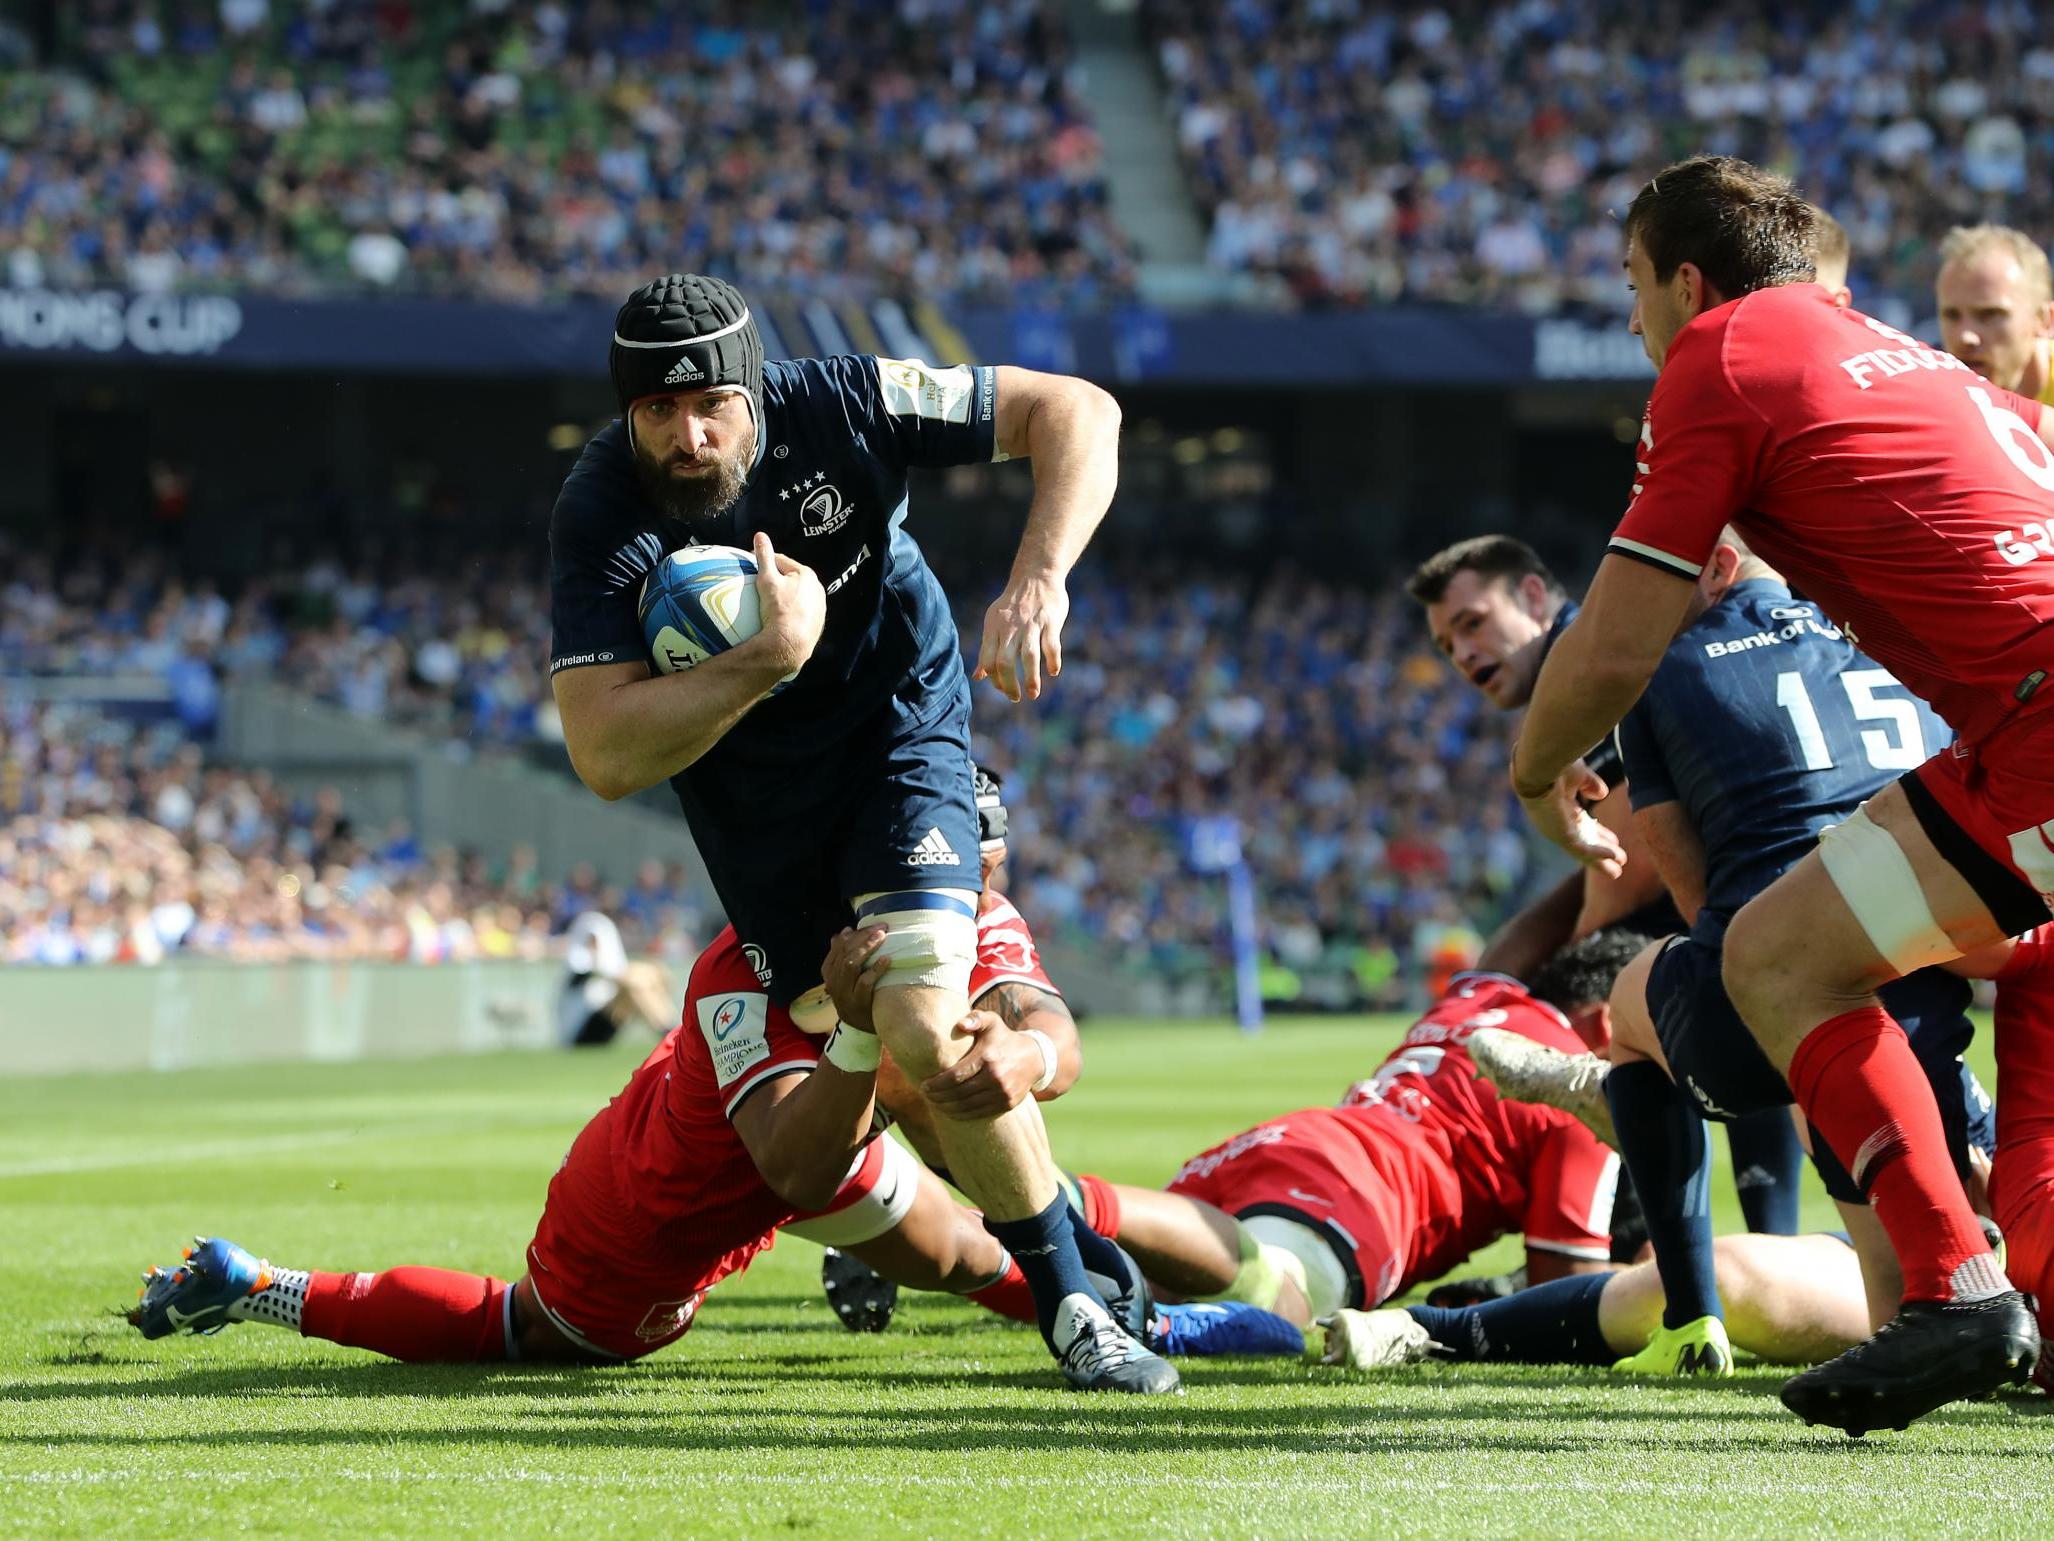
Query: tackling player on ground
545,275,1170,1391
1041,930,1888,1375
1510,155,2054,1432
126,771,1265,1369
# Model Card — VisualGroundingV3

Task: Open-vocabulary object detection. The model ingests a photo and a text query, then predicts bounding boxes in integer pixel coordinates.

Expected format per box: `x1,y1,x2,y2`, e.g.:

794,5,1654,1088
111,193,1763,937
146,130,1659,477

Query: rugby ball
638,545,797,693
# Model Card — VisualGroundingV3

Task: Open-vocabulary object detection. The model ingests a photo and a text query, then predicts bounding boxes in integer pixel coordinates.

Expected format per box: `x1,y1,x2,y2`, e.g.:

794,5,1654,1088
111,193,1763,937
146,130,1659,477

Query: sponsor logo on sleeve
877,357,975,424
696,991,770,1085
742,943,773,986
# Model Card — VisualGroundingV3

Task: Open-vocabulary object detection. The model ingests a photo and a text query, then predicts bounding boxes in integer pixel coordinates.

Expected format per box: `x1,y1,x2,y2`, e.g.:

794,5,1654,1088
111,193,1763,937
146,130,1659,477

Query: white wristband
824,1024,881,1074
1024,1028,1059,1094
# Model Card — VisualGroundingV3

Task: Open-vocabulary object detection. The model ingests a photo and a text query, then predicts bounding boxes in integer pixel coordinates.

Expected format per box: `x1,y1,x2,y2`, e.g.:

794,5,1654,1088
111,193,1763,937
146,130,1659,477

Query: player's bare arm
922,983,1080,1120
1632,800,1709,926
977,365,1121,703
729,1060,883,1213
974,980,1081,1101
1570,792,1669,935
1477,871,1586,979
1511,554,1696,871
554,533,826,800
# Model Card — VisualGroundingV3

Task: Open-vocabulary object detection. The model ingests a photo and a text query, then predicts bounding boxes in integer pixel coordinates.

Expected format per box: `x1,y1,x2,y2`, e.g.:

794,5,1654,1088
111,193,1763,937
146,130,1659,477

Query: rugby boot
820,1247,898,1333
1612,1314,1735,1376
129,1236,270,1339
1467,1027,1617,1148
1051,1294,1182,1394
1780,1291,2040,1436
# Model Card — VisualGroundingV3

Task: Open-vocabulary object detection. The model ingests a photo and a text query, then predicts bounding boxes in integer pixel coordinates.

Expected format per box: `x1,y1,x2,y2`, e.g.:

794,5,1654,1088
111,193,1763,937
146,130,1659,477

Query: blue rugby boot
129,1236,270,1339
1149,1301,1306,1358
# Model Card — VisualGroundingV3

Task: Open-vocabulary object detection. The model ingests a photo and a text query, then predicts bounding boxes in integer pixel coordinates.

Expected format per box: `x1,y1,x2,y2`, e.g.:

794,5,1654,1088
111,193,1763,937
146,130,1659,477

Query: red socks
965,1258,1037,1324
1993,927,2054,1351
301,1268,513,1362
1788,1008,2004,1303
1071,1172,1123,1239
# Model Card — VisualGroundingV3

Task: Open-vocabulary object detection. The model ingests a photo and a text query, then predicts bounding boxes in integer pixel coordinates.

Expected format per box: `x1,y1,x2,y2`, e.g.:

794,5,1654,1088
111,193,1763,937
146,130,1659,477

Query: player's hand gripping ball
638,545,798,692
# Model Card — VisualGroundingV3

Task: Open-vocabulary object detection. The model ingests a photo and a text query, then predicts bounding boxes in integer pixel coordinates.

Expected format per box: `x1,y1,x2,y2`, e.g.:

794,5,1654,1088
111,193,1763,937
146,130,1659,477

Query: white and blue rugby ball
638,545,797,693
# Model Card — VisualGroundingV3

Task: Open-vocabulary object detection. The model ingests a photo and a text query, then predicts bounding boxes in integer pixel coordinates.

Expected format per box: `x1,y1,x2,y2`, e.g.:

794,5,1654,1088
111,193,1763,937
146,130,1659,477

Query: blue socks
1605,1061,1722,1327
984,1193,1101,1346
1725,1107,1803,1235
1406,1271,1616,1364
1063,1202,1135,1287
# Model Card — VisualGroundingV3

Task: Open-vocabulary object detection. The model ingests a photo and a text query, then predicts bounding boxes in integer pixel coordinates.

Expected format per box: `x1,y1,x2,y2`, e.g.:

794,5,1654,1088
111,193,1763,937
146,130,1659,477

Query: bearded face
628,389,757,526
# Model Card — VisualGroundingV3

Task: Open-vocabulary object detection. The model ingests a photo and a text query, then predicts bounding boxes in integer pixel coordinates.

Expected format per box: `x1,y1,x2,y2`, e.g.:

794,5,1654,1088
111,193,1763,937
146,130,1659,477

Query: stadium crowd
9,2,2050,316
2,535,1522,1000
1142,0,2054,313
0,695,709,967
5,0,1131,307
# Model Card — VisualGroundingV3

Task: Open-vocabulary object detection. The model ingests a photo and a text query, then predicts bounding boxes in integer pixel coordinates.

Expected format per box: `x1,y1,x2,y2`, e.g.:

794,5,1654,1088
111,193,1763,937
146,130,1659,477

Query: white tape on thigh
1241,1215,1350,1320
1817,806,1961,974
851,888,979,994
783,1138,920,1247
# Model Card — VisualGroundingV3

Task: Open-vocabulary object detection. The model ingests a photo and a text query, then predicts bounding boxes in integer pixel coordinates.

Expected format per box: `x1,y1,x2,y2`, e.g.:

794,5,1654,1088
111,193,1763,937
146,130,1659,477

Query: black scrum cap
610,274,764,418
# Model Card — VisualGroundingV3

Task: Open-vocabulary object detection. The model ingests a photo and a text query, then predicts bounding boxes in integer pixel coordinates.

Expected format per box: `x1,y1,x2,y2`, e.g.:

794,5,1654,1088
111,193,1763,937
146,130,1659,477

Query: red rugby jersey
1611,283,2054,742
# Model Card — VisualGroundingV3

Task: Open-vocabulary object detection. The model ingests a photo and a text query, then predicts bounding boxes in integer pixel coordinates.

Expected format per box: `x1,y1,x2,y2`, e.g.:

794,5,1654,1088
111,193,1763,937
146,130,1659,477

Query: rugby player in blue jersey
544,275,1173,1393
1409,535,1807,1239
1479,529,1997,1372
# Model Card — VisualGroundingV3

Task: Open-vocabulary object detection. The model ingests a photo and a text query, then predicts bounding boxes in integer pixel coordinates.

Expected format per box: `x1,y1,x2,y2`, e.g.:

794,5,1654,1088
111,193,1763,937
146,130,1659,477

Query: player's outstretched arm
730,1056,883,1214
1511,554,1693,868
977,366,1121,702
554,534,825,800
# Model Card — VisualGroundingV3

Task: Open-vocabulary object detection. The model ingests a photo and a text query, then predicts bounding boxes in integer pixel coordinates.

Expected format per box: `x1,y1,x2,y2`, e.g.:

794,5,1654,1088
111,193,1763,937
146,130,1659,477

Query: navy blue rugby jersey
1616,578,1952,922
548,355,999,757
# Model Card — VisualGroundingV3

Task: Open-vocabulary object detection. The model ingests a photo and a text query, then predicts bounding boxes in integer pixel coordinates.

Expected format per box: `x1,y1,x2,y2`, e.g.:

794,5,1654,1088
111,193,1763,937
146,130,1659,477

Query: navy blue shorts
672,681,981,1007
1647,911,1980,1204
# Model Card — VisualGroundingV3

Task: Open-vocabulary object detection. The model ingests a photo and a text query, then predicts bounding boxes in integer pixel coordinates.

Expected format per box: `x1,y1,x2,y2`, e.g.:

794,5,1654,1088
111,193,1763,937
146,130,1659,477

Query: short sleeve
1520,1119,1619,1261
814,355,998,470
1609,318,1772,580
1616,698,1676,810
969,896,1062,1001
693,987,820,1117
547,430,659,675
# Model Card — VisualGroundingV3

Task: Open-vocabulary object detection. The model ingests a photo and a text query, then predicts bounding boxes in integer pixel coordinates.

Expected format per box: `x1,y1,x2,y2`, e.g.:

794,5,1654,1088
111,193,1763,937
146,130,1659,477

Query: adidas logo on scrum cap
908,827,961,867
663,354,705,386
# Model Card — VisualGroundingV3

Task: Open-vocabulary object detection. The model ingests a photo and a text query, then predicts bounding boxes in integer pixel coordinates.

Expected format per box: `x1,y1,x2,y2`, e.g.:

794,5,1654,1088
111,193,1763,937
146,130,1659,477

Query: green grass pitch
2,1017,2048,1538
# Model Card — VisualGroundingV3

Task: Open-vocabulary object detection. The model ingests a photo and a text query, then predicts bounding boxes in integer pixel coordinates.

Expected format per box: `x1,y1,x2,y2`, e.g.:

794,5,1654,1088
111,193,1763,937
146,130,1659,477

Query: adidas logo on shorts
907,827,961,867
663,355,704,385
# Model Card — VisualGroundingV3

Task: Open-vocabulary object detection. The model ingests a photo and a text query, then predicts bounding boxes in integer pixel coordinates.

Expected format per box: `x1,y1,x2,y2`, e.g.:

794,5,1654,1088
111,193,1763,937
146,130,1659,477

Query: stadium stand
6,0,1133,306
0,691,708,967
1141,0,2054,312
3,531,1516,1003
